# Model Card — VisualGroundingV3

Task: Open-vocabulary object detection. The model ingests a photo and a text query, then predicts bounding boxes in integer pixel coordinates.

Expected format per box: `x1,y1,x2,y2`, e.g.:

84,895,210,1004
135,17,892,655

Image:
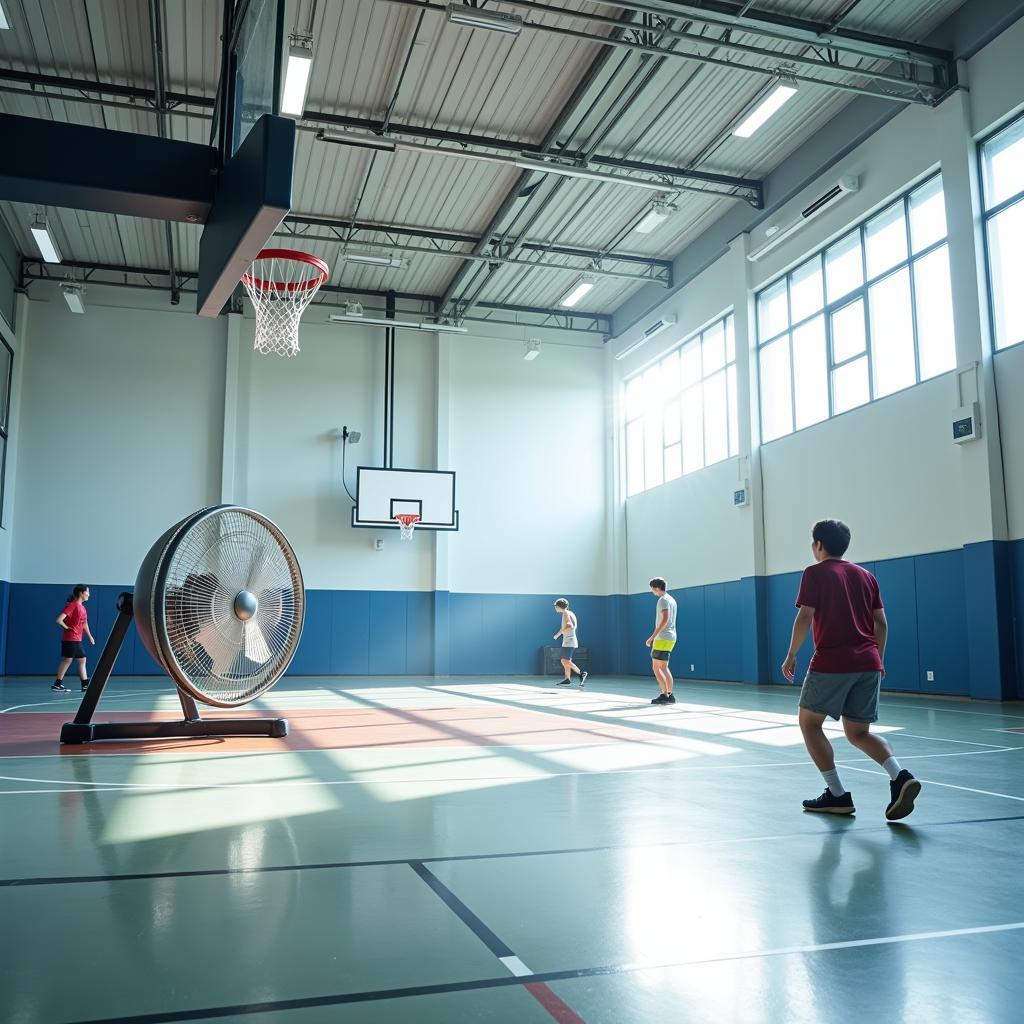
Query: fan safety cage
140,506,305,707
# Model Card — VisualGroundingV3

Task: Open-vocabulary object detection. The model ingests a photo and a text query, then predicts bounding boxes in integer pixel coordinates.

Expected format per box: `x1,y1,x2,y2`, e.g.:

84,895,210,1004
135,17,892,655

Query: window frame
623,312,738,497
978,113,1024,354
755,174,952,444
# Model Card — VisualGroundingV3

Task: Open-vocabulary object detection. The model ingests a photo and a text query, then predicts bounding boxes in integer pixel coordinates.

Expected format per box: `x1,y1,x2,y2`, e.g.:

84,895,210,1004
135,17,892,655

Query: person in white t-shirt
646,577,678,706
553,599,587,688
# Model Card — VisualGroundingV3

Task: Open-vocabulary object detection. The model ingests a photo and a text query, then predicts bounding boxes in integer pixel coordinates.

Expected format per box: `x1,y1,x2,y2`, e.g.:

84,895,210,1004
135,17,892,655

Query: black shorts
61,640,86,659
652,649,672,662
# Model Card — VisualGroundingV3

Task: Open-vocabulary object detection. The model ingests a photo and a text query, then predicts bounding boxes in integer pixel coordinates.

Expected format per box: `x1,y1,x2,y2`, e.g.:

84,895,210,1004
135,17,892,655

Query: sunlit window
756,175,954,443
624,314,738,497
981,116,1024,351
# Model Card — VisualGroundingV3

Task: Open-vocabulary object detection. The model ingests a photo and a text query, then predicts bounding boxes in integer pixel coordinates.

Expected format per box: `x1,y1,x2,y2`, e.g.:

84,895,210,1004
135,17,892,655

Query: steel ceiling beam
473,0,950,96
275,225,670,286
284,213,671,269
19,258,612,333
615,0,953,67
0,68,762,205
379,0,950,105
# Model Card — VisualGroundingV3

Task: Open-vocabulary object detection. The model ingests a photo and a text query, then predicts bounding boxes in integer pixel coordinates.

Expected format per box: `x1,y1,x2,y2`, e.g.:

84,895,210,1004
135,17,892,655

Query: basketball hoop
242,248,329,357
394,513,421,540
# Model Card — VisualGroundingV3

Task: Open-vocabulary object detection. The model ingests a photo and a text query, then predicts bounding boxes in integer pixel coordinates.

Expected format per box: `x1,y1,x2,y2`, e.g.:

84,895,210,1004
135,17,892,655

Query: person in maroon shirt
52,585,95,692
783,520,921,820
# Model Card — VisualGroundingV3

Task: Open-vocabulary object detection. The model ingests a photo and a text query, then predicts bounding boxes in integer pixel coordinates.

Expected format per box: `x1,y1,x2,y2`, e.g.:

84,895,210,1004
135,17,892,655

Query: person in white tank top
553,599,587,688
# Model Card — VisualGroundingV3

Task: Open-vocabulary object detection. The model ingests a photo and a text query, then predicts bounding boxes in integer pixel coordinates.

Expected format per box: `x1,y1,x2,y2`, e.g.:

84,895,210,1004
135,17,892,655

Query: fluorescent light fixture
634,200,676,234
340,251,408,269
61,283,86,314
329,314,467,334
446,3,522,34
317,129,675,193
732,79,798,138
523,338,541,361
0,2,9,29
559,275,595,309
281,34,313,117
30,217,62,263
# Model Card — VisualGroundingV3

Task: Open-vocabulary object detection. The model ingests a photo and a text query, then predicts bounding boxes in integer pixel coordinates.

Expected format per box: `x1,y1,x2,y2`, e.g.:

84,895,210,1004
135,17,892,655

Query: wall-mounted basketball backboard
353,468,459,532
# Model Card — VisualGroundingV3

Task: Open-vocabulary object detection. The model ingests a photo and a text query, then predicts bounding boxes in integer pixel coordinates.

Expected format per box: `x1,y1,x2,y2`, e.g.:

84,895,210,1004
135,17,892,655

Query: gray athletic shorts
560,645,578,658
799,670,881,723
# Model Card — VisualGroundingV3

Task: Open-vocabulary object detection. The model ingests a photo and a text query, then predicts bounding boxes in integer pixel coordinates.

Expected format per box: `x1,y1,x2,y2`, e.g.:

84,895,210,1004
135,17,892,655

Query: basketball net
394,513,421,540
241,249,329,357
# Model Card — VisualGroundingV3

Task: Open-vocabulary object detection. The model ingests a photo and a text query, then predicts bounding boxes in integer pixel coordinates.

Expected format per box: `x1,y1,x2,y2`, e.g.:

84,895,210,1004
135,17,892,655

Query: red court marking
0,705,674,757
525,982,588,1024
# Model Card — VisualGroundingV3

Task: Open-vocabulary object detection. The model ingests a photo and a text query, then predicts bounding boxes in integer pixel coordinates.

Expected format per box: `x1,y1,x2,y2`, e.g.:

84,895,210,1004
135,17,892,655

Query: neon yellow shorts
652,639,676,653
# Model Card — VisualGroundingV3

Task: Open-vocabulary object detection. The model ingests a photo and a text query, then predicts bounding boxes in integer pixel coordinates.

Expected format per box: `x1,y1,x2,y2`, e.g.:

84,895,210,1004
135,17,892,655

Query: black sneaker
51,682,69,692
579,671,588,689
885,771,921,821
651,693,669,704
802,789,855,815
664,693,676,704
557,678,572,686
81,682,90,692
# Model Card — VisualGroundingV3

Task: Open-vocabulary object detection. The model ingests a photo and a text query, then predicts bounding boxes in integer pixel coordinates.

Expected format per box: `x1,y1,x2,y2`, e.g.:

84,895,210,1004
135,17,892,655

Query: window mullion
904,195,923,385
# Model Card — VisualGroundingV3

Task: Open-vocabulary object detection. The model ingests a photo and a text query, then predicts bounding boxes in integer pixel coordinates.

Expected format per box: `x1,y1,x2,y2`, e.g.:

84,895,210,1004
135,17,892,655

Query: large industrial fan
60,506,305,744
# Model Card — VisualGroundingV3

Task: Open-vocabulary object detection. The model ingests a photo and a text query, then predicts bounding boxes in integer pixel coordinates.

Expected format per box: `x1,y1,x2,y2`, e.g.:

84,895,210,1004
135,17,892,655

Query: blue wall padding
871,557,920,692
2,540,1022,700
913,549,970,695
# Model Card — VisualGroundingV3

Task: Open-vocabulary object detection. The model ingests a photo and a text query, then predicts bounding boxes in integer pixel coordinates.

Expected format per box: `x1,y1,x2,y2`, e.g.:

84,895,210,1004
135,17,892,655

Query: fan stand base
59,592,289,745
60,717,288,744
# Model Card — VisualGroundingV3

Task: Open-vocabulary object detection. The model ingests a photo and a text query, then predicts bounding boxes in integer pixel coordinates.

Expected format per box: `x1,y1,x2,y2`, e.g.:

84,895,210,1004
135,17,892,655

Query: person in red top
783,520,921,821
53,585,95,692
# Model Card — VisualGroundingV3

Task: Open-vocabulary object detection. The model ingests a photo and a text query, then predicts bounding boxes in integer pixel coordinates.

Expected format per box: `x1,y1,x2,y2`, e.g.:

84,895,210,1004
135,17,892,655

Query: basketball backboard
352,468,459,532
197,0,294,318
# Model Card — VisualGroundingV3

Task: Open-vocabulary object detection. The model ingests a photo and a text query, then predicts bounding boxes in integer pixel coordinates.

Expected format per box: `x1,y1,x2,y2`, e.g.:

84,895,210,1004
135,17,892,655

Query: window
755,176,955,443
624,313,739,496
0,336,11,526
981,115,1024,351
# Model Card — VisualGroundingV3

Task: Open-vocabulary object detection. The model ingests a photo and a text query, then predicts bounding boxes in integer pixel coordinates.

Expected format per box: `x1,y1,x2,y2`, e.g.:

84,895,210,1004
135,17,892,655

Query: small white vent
748,175,860,262
615,314,677,361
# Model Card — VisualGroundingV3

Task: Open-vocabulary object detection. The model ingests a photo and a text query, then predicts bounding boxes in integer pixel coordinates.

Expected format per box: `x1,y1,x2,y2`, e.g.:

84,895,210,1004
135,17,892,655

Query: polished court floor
2,673,1023,1024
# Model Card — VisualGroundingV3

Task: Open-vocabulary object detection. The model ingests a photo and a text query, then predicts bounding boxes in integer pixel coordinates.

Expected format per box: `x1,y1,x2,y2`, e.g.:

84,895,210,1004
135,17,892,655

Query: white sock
882,756,902,781
822,769,847,797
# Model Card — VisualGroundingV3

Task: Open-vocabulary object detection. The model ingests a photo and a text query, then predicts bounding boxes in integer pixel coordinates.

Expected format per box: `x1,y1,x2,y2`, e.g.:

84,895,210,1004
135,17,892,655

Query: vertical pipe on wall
221,312,241,502
383,290,396,469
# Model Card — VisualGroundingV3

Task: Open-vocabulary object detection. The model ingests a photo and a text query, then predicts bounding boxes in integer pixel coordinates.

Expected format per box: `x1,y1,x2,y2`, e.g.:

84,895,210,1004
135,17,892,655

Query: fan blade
243,620,273,665
192,620,242,679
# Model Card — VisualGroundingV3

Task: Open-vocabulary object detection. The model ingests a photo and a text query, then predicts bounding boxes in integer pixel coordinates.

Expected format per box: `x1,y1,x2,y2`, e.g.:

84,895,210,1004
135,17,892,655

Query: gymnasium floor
2,674,1023,1024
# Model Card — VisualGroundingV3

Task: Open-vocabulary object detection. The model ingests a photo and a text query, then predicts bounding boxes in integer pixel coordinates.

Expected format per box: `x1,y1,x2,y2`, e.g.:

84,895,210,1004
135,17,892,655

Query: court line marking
0,691,156,714
410,861,585,1024
843,763,1024,802
64,920,1024,1024
1,744,1020,795
500,956,533,978
5,811,1024,889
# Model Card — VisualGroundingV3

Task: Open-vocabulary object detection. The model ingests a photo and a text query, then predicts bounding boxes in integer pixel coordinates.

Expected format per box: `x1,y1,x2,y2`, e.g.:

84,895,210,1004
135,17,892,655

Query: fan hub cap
233,590,259,621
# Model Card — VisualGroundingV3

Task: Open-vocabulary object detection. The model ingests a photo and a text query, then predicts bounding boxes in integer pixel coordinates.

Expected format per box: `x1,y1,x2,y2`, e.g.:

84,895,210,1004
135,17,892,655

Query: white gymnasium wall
626,459,750,590
448,332,608,595
761,376,964,573
12,288,225,584
237,312,437,591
